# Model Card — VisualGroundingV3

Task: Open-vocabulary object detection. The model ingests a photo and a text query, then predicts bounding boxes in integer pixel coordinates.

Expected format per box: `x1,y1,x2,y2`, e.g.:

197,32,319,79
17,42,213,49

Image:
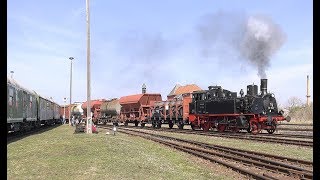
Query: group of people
59,115,83,126
59,114,99,133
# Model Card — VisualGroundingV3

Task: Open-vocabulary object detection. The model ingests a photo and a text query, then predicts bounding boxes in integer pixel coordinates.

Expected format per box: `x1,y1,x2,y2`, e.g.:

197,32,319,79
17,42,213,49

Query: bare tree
286,96,303,111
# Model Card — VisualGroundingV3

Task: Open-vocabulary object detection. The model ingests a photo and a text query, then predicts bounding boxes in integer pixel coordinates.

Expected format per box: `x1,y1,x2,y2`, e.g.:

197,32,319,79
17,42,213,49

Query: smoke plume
239,15,286,78
197,12,286,78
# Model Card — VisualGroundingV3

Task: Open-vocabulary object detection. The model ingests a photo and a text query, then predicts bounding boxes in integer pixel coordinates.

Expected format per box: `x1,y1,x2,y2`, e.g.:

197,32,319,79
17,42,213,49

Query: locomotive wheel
178,124,184,130
152,122,156,128
141,123,145,128
232,127,240,133
217,124,226,132
251,122,260,135
191,124,196,130
169,123,174,129
124,121,128,126
202,122,211,132
267,124,276,134
134,121,139,127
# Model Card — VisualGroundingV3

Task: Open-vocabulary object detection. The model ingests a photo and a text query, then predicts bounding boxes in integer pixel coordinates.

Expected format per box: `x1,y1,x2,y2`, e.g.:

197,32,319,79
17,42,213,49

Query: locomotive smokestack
260,79,267,95
142,83,146,94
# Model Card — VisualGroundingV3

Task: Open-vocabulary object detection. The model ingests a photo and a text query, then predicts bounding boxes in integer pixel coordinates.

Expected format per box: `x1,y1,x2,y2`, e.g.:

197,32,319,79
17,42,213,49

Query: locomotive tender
189,79,290,134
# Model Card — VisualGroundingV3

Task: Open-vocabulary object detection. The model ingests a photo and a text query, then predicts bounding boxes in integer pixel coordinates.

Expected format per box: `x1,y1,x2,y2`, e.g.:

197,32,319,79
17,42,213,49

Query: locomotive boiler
189,79,290,134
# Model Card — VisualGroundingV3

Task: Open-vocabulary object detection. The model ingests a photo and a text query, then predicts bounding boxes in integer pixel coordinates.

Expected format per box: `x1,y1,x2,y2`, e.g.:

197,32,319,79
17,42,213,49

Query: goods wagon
81,99,106,124
151,94,192,129
99,98,121,124
119,93,162,127
70,103,83,119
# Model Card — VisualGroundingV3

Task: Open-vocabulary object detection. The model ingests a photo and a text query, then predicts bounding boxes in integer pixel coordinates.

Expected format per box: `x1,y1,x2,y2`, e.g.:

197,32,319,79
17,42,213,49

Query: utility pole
69,57,74,126
86,0,92,133
63,97,67,124
306,75,311,106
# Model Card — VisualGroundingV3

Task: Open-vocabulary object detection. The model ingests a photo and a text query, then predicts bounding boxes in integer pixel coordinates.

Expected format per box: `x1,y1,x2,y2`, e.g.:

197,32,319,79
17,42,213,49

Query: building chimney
260,79,268,95
142,83,146,94
306,75,311,106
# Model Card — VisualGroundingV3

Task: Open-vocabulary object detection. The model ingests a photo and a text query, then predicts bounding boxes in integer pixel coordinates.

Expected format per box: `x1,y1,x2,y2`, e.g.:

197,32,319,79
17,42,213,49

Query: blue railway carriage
7,78,39,132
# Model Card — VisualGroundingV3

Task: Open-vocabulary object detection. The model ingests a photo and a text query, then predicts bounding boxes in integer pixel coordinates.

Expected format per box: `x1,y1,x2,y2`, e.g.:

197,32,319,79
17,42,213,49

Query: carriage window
8,88,14,106
30,96,32,108
16,90,19,107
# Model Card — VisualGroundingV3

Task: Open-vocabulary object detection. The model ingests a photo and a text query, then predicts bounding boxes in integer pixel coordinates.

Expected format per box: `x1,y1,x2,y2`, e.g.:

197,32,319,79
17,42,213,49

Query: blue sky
7,0,313,107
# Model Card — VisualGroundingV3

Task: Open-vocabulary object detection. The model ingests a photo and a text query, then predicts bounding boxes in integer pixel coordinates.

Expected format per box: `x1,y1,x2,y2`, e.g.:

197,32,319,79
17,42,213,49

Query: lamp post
86,0,92,133
69,57,74,126
63,97,67,124
10,71,14,79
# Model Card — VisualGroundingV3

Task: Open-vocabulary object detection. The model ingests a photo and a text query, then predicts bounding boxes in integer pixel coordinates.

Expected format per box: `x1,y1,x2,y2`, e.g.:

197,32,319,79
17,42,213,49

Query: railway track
276,128,313,132
107,125,313,147
161,128,313,140
101,126,313,180
161,129,314,147
278,123,313,126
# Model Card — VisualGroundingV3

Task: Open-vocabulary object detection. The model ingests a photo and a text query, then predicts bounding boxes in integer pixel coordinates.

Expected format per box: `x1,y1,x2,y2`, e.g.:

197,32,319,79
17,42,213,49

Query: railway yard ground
8,123,313,180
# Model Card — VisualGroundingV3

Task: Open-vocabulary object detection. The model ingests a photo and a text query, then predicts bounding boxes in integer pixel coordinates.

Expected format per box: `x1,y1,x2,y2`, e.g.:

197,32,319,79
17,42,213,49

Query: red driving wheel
217,124,226,132
202,122,211,131
251,122,259,135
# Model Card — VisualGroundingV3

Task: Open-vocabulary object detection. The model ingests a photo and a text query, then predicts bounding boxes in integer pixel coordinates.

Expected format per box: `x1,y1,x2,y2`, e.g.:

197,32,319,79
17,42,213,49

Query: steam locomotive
189,79,290,134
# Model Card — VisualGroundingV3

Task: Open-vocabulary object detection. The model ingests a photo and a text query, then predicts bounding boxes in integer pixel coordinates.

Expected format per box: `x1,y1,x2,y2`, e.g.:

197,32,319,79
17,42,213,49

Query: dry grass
8,125,232,180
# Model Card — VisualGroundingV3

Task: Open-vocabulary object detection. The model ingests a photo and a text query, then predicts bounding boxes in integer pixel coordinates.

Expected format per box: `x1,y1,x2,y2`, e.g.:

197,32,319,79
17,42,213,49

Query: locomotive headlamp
271,93,275,98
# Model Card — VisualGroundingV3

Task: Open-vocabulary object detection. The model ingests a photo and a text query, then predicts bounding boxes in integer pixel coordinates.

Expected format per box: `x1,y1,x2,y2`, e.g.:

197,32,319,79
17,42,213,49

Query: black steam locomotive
189,79,290,134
